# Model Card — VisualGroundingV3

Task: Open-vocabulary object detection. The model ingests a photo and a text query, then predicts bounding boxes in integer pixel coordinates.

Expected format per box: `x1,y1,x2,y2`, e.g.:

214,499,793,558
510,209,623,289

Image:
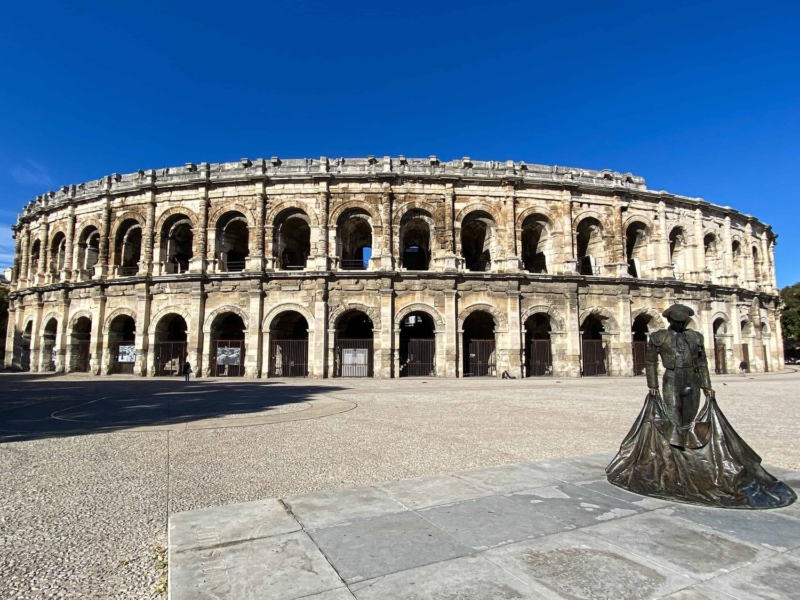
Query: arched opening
42,318,58,372
154,314,188,376
461,211,494,272
462,311,496,377
732,241,743,283
50,232,66,275
704,233,719,281
581,314,608,376
399,312,436,377
275,210,311,271
114,220,143,277
713,317,728,374
77,226,100,274
752,246,762,283
269,311,309,377
70,316,92,373
740,319,752,372
625,222,649,278
521,215,550,274
576,217,603,275
759,321,770,372
211,313,246,377
108,315,136,374
29,240,41,279
400,213,432,271
669,227,688,279
524,313,552,376
21,321,33,371
337,210,372,270
631,315,653,376
217,212,249,272
335,310,374,377
160,215,193,274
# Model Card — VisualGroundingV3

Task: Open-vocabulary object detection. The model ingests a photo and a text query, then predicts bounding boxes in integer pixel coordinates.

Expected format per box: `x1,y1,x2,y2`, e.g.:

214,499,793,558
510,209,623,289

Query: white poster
117,345,136,363
216,346,241,366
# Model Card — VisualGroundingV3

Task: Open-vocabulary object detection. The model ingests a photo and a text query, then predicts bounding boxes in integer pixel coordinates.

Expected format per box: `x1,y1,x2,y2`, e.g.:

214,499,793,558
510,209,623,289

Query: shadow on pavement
0,373,350,443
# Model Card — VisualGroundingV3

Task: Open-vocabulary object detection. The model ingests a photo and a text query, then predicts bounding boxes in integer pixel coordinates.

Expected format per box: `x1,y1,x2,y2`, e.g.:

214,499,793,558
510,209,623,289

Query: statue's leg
661,369,679,424
681,369,702,426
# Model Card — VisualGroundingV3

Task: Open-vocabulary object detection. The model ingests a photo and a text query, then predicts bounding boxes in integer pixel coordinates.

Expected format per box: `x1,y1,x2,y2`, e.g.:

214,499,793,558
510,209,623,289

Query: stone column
655,201,672,279
3,302,16,369
377,280,393,377
767,237,778,292
189,287,205,377
607,199,626,277
18,225,30,289
141,191,156,276
192,185,209,273
89,289,106,375
249,186,266,272
563,284,582,377
314,183,330,270
692,208,706,283
36,221,49,286
729,293,742,365
617,289,633,376
443,284,457,377
30,294,44,372
720,215,735,286
95,198,111,279
561,191,577,274
312,279,327,378
760,235,771,293
376,183,393,270
743,223,755,289
134,286,151,377
10,227,21,288
64,206,76,281
506,287,522,378
56,290,70,373
245,281,263,377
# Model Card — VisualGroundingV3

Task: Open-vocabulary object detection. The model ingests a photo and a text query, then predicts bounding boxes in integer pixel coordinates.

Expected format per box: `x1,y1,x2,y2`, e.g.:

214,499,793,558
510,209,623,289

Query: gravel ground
1,369,799,599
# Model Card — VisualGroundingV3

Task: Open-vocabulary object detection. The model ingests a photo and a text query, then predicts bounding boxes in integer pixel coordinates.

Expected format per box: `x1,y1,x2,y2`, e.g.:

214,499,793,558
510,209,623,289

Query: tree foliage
0,286,8,334
780,282,800,349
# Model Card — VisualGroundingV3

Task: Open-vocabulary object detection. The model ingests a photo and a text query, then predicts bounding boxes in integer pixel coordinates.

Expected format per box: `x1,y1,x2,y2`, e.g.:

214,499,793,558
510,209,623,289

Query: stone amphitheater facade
2,156,783,379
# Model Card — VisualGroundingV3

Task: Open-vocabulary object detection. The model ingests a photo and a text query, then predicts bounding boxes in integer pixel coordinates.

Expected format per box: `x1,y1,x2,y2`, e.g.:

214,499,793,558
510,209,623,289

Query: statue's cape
606,394,796,509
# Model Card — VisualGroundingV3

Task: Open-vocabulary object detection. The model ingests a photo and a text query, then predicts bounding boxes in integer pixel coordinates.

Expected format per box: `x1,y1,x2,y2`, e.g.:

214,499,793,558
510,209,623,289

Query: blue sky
1,1,798,286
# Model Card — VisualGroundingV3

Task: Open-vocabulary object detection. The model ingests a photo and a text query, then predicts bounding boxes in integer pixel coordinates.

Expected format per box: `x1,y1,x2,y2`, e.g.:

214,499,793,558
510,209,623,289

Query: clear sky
1,1,798,286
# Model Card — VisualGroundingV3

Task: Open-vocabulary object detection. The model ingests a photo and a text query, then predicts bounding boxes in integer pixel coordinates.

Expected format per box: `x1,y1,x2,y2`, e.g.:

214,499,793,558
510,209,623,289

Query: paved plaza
1,370,799,598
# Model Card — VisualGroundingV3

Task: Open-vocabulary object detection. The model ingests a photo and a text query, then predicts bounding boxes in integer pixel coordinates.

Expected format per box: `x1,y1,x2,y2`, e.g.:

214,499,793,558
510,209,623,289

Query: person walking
183,360,192,382
739,360,748,377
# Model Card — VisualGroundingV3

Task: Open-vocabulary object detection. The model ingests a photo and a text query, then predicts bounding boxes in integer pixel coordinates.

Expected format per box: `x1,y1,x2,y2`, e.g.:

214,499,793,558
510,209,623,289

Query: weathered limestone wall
4,157,783,378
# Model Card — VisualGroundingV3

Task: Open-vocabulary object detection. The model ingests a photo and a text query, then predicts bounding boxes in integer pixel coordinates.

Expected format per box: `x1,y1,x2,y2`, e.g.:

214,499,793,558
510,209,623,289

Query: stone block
453,462,562,494
283,485,404,530
308,511,471,583
376,473,490,510
701,554,800,600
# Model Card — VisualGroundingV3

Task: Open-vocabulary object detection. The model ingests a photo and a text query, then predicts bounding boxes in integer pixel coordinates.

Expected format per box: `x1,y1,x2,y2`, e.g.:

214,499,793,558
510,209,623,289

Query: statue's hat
662,304,695,322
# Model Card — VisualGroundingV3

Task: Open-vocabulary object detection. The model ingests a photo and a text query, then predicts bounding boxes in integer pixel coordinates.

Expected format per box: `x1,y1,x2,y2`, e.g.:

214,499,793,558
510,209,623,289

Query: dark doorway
524,313,552,376
581,315,607,376
336,310,374,377
269,311,309,377
461,212,494,272
713,318,727,374
399,312,435,377
154,314,188,376
521,216,549,274
211,313,246,377
463,311,496,377
42,318,58,372
400,214,431,271
21,322,32,371
71,316,92,373
217,212,250,272
337,212,372,271
161,215,193,274
276,211,311,271
108,315,136,374
631,315,650,376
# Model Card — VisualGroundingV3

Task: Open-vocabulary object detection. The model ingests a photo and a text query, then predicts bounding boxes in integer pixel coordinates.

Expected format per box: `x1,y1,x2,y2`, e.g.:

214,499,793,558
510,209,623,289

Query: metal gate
154,342,187,376
400,339,435,377
212,340,245,377
632,341,647,376
111,342,136,374
741,343,750,371
74,341,91,373
714,343,727,374
466,339,495,377
337,339,373,377
582,340,607,376
527,340,552,376
269,339,309,377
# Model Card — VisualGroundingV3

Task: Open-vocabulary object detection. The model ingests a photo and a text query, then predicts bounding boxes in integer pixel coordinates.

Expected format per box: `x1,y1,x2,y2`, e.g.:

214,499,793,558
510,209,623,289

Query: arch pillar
507,290,522,378
246,283,264,378
378,286,393,378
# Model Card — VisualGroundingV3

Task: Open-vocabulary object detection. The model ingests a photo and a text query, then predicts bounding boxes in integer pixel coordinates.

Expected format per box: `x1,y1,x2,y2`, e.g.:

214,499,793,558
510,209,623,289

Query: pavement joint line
49,395,110,421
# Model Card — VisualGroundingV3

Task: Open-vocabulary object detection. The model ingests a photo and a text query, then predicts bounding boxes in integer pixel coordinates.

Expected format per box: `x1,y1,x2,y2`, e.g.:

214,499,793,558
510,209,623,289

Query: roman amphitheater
2,156,783,380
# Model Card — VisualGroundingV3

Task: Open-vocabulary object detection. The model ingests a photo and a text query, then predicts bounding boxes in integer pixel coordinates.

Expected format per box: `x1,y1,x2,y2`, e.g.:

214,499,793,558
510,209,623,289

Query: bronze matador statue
607,303,796,509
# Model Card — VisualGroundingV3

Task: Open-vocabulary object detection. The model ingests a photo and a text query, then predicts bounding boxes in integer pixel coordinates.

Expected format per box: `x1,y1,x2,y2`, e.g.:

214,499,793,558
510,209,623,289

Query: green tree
780,282,800,352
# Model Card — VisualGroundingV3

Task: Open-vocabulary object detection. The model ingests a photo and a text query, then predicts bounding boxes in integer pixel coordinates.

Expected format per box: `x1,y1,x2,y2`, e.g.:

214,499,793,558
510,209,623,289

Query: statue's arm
646,338,660,394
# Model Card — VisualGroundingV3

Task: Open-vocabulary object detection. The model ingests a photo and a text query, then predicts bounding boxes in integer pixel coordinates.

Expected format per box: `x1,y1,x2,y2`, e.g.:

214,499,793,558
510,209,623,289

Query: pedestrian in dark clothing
739,360,748,376
183,361,192,381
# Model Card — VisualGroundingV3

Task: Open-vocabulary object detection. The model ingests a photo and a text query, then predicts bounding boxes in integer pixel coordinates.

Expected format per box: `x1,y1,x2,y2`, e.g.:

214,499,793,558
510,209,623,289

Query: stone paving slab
169,455,800,599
